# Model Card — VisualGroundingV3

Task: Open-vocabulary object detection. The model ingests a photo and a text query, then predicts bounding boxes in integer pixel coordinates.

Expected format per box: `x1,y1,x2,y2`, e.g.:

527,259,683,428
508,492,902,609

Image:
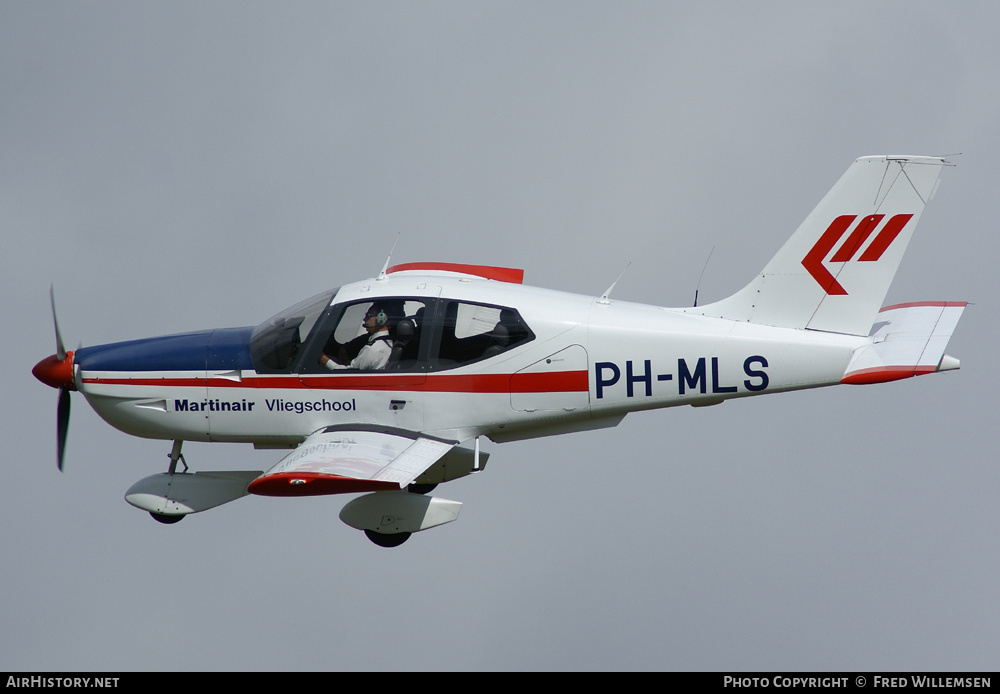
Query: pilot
319,304,393,371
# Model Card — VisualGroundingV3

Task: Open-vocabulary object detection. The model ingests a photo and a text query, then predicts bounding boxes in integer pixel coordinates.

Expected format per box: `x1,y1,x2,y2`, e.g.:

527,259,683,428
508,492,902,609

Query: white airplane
33,155,967,546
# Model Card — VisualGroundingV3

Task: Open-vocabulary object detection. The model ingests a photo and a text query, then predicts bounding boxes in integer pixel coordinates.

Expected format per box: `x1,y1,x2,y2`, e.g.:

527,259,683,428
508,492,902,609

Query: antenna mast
693,245,715,307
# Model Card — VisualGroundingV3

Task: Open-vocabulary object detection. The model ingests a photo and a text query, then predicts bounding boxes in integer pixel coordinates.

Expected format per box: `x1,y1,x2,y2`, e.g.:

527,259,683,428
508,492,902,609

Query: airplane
33,155,967,547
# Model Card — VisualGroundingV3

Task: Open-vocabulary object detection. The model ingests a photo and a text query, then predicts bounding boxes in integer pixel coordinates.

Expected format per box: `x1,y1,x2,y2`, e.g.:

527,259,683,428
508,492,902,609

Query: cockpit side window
284,296,533,374
426,301,533,370
298,298,431,373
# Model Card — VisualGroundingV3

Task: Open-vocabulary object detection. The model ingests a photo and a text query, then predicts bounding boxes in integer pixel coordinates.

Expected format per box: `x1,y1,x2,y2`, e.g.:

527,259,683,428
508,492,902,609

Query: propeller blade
50,285,66,362
57,387,71,471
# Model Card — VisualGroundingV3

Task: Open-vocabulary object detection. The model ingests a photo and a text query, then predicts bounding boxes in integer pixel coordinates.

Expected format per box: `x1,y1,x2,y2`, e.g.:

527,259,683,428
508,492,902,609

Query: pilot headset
366,306,388,327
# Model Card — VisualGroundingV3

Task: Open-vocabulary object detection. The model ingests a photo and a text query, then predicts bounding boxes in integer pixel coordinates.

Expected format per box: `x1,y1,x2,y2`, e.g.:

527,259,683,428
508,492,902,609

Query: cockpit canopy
249,290,534,374
249,289,338,372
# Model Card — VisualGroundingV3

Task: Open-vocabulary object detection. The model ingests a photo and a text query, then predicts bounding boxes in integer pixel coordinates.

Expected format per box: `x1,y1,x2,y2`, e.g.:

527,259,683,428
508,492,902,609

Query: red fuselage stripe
81,370,589,393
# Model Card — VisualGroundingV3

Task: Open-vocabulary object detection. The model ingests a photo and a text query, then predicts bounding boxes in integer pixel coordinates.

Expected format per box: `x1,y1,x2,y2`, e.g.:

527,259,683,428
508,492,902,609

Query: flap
248,426,457,496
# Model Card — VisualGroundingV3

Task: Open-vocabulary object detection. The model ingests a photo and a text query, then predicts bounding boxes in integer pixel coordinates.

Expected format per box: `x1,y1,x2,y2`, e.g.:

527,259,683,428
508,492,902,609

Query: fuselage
66,266,866,449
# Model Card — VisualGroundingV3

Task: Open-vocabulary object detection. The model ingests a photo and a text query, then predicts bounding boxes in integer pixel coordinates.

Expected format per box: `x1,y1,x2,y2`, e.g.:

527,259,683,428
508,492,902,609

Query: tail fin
690,155,949,336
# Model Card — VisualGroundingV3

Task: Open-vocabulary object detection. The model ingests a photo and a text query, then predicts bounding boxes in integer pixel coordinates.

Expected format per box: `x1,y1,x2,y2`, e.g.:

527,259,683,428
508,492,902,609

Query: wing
247,426,457,497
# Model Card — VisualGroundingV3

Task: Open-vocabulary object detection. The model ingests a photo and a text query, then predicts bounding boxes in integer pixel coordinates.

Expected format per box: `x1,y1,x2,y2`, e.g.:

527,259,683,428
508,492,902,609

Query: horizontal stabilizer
841,302,966,384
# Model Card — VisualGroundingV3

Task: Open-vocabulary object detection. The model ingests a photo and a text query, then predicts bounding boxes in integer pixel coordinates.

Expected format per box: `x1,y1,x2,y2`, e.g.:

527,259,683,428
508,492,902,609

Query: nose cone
32,350,76,390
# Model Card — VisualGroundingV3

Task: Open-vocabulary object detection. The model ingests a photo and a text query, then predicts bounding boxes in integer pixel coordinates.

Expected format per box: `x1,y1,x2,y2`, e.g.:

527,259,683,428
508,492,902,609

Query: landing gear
342,492,462,547
364,530,411,547
167,439,187,474
149,512,184,524
142,441,189,525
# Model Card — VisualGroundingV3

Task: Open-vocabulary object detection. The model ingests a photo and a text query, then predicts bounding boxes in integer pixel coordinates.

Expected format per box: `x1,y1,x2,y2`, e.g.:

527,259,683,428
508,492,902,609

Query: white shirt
327,332,393,371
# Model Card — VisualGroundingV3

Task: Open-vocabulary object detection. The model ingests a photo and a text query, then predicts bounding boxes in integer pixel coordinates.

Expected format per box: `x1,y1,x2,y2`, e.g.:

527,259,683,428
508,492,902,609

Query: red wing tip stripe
386,262,524,284
841,366,937,385
248,473,398,497
880,301,968,312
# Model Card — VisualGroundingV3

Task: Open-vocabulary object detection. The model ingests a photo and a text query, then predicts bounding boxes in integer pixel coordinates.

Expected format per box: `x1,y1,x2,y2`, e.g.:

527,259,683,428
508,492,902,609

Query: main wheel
364,530,411,547
150,512,184,524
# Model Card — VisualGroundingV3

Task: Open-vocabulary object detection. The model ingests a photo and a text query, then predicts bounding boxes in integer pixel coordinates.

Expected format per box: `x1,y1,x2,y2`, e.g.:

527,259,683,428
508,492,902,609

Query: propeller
51,285,66,362
57,386,71,471
32,286,77,471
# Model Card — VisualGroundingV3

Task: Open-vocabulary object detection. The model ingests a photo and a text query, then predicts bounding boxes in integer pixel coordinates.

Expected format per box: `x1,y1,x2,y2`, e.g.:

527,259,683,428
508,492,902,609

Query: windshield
249,289,337,372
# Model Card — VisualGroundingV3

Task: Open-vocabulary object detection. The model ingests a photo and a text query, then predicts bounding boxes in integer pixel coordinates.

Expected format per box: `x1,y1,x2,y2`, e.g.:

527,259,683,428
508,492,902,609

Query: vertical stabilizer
688,156,948,336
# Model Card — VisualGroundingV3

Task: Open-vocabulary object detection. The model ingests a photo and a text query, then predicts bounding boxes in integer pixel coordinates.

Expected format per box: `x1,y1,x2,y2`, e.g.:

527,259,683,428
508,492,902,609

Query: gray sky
3,1,997,671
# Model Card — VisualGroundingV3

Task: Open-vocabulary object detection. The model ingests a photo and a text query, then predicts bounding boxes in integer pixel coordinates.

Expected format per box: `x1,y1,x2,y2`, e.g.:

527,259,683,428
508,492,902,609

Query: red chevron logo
801,214,913,295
